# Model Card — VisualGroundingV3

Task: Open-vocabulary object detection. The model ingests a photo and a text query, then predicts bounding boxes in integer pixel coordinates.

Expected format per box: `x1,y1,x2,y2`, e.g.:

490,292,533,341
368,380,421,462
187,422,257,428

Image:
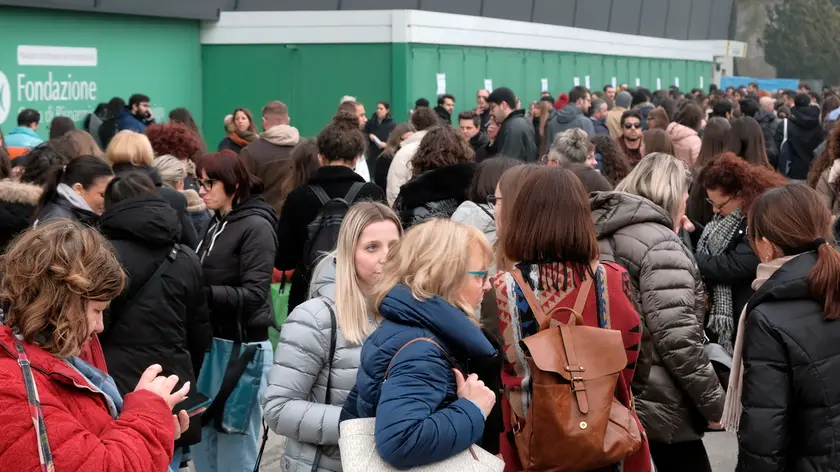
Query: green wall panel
202,43,392,146
0,7,201,139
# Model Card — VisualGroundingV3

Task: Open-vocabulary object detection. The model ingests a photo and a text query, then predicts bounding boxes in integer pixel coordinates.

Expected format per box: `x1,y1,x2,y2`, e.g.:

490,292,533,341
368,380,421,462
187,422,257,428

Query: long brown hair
727,116,771,168
696,117,732,170
0,221,125,357
748,184,840,319
643,129,676,156
699,152,787,215
591,135,631,186
411,125,474,175
647,107,671,130
537,100,554,153
498,167,599,271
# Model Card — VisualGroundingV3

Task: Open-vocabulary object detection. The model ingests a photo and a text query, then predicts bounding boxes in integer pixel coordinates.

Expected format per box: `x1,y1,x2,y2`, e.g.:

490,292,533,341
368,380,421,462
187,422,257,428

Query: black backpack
303,183,366,269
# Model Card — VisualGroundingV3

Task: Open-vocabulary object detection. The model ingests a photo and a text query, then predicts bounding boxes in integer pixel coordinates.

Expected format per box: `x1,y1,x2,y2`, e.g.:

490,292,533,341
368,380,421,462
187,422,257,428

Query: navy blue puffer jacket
343,284,497,469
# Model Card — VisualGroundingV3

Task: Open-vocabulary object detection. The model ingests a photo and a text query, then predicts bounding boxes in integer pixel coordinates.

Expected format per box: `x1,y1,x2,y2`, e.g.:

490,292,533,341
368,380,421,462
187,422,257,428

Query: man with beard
117,94,153,133
616,110,645,167
486,87,537,162
458,111,490,162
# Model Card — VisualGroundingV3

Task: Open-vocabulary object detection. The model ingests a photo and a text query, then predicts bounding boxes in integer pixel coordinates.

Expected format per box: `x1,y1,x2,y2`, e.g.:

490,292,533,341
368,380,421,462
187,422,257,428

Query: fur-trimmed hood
0,180,42,205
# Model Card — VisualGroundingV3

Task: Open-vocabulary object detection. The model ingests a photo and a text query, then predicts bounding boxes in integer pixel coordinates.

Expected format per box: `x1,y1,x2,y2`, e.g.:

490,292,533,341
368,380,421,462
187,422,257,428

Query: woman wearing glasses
591,153,724,472
616,110,646,167
192,150,278,472
694,153,786,358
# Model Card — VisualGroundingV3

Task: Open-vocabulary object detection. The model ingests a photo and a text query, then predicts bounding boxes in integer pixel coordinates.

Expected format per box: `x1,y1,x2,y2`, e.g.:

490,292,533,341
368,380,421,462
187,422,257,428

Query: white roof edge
201,9,746,62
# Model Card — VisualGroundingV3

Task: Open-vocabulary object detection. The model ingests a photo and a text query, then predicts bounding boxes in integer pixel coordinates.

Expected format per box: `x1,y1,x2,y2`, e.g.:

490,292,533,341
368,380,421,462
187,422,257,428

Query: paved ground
250,430,738,471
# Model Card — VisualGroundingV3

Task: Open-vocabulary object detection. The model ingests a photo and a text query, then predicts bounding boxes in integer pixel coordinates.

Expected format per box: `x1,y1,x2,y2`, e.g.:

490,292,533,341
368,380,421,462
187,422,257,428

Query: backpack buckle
570,377,586,393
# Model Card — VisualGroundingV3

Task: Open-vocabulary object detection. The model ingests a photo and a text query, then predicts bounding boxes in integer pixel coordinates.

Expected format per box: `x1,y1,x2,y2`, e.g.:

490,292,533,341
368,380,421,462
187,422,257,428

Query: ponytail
36,165,67,214
809,241,840,320
36,156,113,214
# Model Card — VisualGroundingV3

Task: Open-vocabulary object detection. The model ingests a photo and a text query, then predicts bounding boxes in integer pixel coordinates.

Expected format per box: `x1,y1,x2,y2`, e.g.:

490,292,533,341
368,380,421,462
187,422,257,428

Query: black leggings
649,439,713,472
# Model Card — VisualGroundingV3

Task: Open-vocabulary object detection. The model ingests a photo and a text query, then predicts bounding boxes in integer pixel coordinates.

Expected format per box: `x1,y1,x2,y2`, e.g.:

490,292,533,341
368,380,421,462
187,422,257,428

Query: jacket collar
502,109,527,125
309,164,367,185
379,285,496,359
746,251,819,312
10,126,38,138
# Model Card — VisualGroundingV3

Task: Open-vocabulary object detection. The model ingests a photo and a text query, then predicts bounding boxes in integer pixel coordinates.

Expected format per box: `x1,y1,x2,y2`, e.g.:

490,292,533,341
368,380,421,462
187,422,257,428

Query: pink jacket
667,122,701,165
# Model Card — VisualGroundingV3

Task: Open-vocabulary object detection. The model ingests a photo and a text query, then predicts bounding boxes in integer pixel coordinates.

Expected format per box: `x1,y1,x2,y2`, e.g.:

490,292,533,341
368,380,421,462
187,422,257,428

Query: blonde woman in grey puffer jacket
262,202,402,472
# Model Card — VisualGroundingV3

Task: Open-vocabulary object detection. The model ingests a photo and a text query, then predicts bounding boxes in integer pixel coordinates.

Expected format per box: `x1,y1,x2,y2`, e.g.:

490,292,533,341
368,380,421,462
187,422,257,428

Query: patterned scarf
696,208,744,354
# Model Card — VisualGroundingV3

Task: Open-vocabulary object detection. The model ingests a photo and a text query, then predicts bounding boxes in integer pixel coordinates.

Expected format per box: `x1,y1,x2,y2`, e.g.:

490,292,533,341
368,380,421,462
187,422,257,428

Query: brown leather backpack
511,267,641,472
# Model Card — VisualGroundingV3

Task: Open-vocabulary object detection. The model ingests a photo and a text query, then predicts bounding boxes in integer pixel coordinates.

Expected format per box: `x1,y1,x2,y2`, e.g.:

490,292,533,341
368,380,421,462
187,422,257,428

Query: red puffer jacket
0,326,175,471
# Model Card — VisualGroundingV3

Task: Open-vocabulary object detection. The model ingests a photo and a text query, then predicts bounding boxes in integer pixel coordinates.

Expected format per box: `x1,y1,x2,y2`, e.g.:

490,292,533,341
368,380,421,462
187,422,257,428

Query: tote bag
339,338,504,472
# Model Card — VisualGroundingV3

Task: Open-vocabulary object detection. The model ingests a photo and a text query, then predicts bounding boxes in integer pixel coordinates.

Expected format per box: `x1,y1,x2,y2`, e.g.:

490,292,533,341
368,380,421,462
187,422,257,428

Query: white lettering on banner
0,72,10,125
17,72,97,102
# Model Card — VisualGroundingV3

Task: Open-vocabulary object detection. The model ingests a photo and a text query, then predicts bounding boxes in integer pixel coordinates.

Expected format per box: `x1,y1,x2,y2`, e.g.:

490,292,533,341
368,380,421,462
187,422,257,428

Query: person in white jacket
386,107,439,205
262,202,402,472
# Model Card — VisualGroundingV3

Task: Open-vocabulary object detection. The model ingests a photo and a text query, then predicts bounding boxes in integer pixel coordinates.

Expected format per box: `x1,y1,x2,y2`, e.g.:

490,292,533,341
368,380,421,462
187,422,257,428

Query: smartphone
178,393,212,416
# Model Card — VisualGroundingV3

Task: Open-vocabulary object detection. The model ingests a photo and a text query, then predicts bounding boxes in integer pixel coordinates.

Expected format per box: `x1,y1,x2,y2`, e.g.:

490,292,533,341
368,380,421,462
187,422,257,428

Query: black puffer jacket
0,180,41,252
196,196,278,342
98,196,211,445
753,109,779,167
591,192,724,443
694,217,760,347
738,252,840,471
775,106,824,180
394,163,475,229
112,163,198,249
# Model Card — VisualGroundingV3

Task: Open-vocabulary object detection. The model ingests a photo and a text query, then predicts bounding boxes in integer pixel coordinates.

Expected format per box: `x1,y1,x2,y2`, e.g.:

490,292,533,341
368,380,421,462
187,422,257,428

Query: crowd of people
0,79,838,472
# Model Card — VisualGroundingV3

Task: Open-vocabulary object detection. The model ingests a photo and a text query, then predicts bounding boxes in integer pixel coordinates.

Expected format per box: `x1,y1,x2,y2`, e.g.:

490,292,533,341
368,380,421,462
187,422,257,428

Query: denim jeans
192,340,273,472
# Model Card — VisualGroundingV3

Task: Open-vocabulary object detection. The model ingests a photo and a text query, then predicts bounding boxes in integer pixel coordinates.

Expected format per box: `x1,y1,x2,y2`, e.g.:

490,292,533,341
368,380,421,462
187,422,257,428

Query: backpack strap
310,185,331,206
309,304,337,472
512,263,595,329
115,245,180,320
384,337,459,380
344,182,366,204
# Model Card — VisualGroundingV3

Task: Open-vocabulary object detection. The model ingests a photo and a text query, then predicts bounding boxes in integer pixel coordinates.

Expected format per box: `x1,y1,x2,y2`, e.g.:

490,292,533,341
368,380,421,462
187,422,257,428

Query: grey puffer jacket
591,191,724,444
262,259,366,472
451,201,496,244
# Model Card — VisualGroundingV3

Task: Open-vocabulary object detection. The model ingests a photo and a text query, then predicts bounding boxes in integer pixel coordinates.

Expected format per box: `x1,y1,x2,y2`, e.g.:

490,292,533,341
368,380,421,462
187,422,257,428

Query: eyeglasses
197,178,218,192
486,195,502,206
623,123,643,129
468,271,490,283
705,196,733,211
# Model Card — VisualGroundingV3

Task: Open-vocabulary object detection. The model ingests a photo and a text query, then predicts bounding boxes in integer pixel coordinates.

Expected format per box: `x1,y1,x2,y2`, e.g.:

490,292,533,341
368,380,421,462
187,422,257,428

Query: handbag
199,288,268,434
339,338,505,472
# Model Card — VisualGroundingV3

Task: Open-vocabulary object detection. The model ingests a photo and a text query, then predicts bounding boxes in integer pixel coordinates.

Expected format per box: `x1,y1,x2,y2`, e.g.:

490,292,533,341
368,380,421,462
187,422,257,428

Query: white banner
18,45,98,67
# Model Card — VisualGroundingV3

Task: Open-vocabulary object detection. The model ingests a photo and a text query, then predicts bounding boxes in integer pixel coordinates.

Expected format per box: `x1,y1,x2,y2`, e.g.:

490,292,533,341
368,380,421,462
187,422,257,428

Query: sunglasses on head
623,123,643,129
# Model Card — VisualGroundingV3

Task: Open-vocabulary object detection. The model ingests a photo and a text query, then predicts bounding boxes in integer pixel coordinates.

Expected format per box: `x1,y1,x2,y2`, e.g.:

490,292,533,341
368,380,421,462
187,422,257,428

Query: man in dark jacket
742,98,780,167
239,101,300,216
98,172,211,447
476,89,491,132
588,98,610,136
547,86,595,142
775,93,824,180
117,93,152,133
458,111,490,162
486,87,537,162
434,94,455,125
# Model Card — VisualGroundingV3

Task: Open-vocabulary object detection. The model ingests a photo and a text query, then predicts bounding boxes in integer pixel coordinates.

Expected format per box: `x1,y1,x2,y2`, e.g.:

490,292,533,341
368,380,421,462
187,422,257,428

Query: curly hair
411,125,474,175
808,121,840,188
317,110,366,163
699,152,787,215
145,122,203,163
590,135,631,186
0,221,125,358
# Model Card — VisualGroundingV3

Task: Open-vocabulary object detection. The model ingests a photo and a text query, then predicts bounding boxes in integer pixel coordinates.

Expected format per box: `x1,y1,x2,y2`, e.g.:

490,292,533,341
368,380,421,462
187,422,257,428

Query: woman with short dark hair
493,166,651,472
192,150,278,471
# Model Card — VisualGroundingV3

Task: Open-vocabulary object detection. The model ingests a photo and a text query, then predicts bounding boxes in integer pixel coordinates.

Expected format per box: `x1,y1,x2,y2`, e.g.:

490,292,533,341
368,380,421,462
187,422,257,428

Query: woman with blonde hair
590,153,724,471
153,154,211,236
106,130,198,247
343,219,498,469
0,221,194,471
263,202,402,472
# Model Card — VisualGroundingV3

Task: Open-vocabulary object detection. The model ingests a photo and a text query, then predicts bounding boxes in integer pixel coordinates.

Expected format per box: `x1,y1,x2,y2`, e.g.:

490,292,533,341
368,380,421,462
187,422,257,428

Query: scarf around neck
721,254,801,432
697,208,744,354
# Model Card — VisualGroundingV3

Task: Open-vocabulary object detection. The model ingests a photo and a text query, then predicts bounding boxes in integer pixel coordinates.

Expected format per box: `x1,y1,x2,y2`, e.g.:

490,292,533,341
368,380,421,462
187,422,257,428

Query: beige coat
386,130,428,205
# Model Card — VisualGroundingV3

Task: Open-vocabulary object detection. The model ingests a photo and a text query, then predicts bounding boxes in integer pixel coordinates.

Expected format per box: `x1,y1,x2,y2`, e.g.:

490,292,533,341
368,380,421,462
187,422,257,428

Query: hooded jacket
0,326,175,471
738,252,840,471
666,122,702,165
239,124,301,216
263,259,367,472
3,126,43,149
112,162,198,248
34,183,99,228
196,195,278,342
591,192,724,443
98,195,211,445
277,165,385,311
546,104,595,146
489,109,538,162
0,180,41,251
387,130,428,205
776,106,824,180
394,163,475,229
343,284,497,469
753,109,779,165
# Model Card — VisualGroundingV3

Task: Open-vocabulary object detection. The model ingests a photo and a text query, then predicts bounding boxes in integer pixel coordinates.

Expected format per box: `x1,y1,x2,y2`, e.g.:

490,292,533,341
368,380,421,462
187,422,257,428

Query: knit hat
615,91,633,109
